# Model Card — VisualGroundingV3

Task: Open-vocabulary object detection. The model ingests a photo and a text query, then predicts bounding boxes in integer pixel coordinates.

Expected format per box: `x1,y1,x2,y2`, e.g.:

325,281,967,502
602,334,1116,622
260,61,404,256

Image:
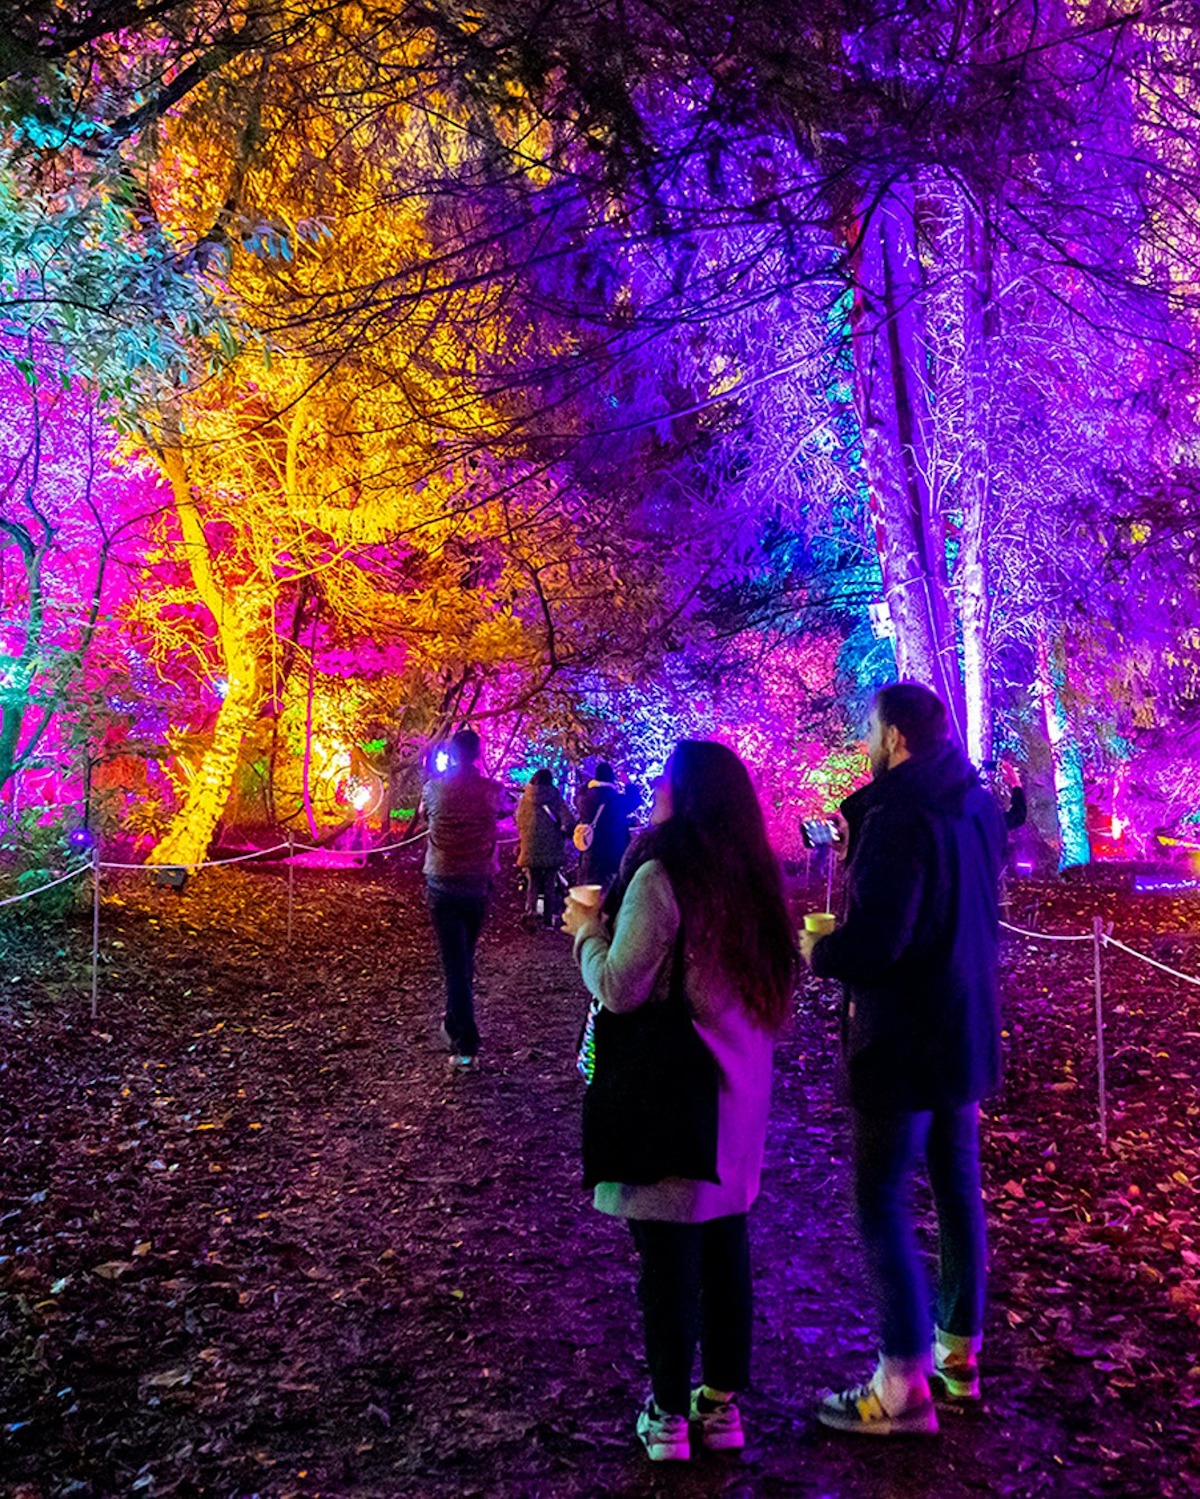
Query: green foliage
0,132,240,407
0,808,86,922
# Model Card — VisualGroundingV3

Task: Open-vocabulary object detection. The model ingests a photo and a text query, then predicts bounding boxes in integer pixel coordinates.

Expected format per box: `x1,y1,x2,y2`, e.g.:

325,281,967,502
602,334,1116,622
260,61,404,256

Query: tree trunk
958,194,995,766
1035,627,1090,869
851,181,965,737
148,443,261,866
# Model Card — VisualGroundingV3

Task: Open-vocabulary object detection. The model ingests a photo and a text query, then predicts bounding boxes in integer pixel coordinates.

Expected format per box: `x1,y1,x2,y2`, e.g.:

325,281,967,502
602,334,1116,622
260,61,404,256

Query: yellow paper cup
803,911,836,937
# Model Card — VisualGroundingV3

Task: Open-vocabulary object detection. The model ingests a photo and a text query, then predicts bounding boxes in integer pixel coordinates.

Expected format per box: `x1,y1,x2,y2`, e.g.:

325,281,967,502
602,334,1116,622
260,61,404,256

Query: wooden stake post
91,844,101,1021
1092,916,1108,1149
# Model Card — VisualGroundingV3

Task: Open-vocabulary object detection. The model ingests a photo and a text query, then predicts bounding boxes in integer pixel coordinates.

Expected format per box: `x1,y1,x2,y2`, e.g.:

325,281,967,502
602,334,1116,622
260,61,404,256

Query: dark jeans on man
852,1102,986,1359
629,1214,752,1416
427,883,489,1056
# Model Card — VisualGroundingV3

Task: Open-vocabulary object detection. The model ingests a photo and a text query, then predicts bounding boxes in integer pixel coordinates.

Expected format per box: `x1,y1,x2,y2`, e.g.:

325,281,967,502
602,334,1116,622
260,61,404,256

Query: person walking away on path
516,768,570,927
574,761,630,890
419,727,505,1071
800,682,1006,1436
563,741,797,1462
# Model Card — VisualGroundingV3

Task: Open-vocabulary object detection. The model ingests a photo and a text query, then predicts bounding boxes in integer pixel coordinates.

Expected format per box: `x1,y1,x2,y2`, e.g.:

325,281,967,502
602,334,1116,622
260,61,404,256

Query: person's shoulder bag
572,798,605,852
578,917,720,1190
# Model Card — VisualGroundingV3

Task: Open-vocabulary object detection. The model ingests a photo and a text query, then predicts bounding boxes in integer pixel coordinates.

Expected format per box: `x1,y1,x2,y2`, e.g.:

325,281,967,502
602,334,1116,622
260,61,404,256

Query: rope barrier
98,842,292,872
999,919,1092,944
1102,934,1200,989
0,863,92,909
290,828,430,855
1000,916,1200,985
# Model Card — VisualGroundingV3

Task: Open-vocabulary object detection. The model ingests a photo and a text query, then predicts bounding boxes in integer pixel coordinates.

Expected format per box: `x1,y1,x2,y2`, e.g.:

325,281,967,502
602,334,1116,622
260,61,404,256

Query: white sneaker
690,1387,744,1450
636,1398,691,1461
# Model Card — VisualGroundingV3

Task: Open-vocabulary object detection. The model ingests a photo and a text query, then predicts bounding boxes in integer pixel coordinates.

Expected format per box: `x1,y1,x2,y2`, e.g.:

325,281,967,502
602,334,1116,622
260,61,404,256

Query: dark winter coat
516,783,570,868
810,743,1007,1114
575,780,631,886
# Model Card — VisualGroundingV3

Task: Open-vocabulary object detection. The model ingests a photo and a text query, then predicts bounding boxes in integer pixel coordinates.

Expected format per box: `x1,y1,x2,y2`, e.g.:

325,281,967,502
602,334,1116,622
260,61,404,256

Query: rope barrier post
1092,915,1108,1150
90,843,101,1022
286,833,295,948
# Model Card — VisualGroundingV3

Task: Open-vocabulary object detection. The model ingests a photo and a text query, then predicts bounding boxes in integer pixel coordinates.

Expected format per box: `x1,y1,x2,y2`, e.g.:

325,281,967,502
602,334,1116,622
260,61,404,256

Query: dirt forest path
2,860,1199,1497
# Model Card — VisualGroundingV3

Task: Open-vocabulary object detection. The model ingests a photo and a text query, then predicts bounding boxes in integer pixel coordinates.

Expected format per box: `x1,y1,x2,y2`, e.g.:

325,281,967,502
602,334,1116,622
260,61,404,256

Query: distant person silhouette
516,768,571,927
574,761,631,890
419,728,505,1070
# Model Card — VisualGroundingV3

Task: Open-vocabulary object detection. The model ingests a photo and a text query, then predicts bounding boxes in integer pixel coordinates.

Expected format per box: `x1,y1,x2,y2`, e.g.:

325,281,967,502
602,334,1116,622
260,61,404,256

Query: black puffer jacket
811,744,1007,1113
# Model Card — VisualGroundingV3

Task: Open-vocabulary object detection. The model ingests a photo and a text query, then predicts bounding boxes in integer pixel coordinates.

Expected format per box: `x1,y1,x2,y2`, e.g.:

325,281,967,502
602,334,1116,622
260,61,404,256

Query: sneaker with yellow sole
818,1380,939,1437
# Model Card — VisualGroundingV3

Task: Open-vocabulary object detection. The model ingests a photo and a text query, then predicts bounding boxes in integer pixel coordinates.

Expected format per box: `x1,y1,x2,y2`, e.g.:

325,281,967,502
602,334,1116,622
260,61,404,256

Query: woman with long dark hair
563,739,796,1462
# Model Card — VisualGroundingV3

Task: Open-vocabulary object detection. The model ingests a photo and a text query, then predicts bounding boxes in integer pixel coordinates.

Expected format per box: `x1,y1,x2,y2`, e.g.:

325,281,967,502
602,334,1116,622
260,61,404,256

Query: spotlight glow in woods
3,2,1200,869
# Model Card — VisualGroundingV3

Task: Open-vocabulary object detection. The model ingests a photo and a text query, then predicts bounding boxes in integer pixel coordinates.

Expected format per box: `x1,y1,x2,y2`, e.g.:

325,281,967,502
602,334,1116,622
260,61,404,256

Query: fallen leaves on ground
0,867,1198,1496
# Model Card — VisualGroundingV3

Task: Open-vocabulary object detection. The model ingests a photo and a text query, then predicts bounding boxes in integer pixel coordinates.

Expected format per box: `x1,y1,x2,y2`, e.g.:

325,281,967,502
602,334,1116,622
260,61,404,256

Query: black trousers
629,1214,752,1416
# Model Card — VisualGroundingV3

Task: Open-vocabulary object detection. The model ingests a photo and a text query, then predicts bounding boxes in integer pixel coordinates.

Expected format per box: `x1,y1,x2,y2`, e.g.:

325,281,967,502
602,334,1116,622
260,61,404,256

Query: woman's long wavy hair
612,740,797,1030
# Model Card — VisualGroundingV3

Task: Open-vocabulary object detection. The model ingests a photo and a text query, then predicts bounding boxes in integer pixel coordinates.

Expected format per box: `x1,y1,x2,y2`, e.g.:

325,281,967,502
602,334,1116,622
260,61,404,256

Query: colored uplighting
4,11,1200,871
1134,874,1200,895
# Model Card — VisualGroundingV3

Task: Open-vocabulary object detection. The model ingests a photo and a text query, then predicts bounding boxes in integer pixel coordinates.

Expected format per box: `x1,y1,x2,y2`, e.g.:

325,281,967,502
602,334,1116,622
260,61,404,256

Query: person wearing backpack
574,761,630,890
563,741,797,1462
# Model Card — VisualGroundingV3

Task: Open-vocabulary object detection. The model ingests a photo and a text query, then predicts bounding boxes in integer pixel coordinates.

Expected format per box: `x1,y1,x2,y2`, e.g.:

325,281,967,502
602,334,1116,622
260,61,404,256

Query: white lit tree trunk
958,196,994,767
852,181,966,739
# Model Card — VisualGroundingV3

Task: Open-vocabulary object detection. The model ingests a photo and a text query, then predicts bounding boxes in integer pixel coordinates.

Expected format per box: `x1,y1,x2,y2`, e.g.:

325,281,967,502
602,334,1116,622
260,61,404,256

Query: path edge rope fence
1000,914,1200,1149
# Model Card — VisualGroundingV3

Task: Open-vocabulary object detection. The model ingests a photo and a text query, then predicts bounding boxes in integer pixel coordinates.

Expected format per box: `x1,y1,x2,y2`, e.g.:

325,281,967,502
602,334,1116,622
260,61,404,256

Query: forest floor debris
1,862,1198,1497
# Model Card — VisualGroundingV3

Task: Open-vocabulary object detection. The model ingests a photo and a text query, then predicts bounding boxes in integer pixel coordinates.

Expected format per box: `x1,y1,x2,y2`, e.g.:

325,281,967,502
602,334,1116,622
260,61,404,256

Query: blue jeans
427,886,489,1056
852,1103,986,1359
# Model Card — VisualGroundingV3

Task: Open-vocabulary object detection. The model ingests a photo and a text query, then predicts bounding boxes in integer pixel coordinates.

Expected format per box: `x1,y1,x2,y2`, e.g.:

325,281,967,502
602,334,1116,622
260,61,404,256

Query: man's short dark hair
531,766,552,786
451,727,482,764
594,761,614,782
874,683,950,757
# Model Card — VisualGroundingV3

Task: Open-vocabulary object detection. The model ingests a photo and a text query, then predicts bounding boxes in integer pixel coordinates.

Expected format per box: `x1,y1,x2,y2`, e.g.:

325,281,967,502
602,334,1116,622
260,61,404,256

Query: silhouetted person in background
575,761,631,890
516,768,571,927
419,728,504,1070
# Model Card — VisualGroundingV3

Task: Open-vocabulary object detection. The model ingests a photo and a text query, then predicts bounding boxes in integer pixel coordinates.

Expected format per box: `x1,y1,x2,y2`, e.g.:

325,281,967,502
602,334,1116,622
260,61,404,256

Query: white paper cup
568,884,604,910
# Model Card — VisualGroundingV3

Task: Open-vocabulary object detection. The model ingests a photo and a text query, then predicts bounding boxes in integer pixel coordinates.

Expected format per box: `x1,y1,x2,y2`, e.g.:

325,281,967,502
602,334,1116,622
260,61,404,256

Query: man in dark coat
574,761,631,890
800,683,1006,1437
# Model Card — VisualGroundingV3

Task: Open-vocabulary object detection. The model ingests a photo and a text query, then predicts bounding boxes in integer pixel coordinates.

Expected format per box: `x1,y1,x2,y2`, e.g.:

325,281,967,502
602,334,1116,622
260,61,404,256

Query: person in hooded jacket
516,768,571,926
800,682,1006,1438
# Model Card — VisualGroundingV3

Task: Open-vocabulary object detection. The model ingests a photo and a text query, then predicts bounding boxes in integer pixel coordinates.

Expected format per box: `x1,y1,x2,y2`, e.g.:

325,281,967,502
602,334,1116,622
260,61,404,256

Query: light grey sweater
574,859,775,1223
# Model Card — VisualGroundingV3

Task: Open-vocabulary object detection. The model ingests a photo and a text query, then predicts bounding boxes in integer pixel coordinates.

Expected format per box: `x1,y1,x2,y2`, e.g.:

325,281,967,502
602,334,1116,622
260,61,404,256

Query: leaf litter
0,864,1198,1496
